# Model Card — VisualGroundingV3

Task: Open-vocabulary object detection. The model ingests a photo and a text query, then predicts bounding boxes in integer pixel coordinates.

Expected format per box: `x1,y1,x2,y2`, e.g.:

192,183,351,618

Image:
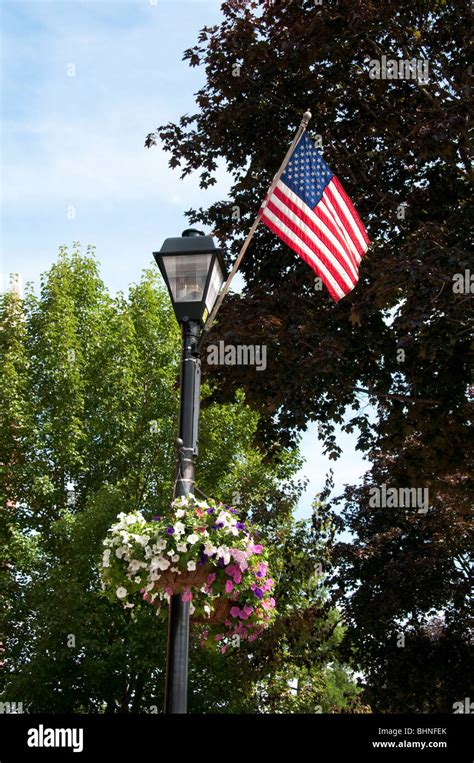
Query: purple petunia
166,527,175,535
216,522,224,528
254,588,263,599
236,522,245,530
206,508,215,515
152,515,161,521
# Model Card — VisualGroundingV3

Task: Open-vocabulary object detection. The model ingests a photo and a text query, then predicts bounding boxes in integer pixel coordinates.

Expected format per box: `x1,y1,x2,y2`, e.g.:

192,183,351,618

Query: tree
145,0,472,710
0,245,359,713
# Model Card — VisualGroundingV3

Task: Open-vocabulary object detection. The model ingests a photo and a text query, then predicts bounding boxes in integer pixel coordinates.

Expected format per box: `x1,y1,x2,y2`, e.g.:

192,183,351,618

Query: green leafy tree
0,245,359,713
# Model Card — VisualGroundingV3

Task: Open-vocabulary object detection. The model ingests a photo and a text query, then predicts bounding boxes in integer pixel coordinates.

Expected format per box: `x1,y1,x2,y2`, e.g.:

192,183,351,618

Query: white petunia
171,555,179,563
217,546,231,565
155,539,167,551
187,560,196,571
177,543,188,553
187,534,199,545
116,586,127,599
216,511,229,527
204,543,217,556
156,557,171,570
170,567,178,572
134,576,142,584
129,560,141,572
174,521,186,535
176,509,186,518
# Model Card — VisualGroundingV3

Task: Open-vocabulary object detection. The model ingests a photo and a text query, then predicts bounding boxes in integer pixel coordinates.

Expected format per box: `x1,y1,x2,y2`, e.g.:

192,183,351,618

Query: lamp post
153,228,227,714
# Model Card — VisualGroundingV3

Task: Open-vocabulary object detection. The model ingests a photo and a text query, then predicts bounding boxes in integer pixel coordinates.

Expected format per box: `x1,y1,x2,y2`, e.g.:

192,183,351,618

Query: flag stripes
260,133,370,301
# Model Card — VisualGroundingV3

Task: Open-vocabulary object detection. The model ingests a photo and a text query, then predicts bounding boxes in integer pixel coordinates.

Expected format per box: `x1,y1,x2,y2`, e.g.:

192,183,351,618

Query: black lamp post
153,228,226,714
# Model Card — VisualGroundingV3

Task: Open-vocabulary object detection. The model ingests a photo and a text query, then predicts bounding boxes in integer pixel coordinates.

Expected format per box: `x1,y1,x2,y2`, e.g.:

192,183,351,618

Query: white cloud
2,116,231,209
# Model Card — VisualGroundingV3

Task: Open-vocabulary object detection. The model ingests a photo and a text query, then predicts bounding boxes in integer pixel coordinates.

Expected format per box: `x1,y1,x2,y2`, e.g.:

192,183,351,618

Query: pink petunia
181,590,193,603
225,580,234,594
165,587,173,596
230,606,241,618
207,573,217,585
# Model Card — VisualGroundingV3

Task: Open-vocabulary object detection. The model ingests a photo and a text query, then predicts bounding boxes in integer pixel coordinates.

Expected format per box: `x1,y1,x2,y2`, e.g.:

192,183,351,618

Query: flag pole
199,109,312,343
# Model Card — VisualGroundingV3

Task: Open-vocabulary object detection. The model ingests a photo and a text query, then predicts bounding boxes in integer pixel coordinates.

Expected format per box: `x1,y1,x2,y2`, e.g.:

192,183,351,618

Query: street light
154,228,226,326
153,229,227,714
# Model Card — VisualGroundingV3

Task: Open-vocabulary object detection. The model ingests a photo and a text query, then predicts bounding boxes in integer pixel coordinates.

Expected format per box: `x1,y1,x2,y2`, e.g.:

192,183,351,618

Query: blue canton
281,133,333,209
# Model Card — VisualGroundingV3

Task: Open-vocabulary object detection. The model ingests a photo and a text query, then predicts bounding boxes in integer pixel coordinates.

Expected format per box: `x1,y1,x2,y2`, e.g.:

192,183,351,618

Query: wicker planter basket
152,565,210,593
192,596,233,625
148,567,233,625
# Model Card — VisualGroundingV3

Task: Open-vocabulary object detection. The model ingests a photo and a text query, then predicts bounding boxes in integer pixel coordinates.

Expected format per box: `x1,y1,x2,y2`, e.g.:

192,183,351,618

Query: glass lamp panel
205,257,224,312
165,254,212,303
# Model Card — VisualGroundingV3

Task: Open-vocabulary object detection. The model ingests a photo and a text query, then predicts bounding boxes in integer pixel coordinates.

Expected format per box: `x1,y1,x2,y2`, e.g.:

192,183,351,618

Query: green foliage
0,245,357,713
146,0,472,711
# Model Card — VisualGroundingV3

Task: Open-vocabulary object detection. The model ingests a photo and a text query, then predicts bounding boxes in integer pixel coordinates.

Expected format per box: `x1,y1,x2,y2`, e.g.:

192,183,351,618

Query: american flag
260,133,370,301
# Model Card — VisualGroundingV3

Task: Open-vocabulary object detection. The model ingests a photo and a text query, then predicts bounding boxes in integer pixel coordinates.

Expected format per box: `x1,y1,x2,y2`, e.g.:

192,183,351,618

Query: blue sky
1,0,369,516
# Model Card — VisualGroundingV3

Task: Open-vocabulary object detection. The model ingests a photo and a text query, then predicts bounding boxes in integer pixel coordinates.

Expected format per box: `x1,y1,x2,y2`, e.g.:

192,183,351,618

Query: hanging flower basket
99,494,277,651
